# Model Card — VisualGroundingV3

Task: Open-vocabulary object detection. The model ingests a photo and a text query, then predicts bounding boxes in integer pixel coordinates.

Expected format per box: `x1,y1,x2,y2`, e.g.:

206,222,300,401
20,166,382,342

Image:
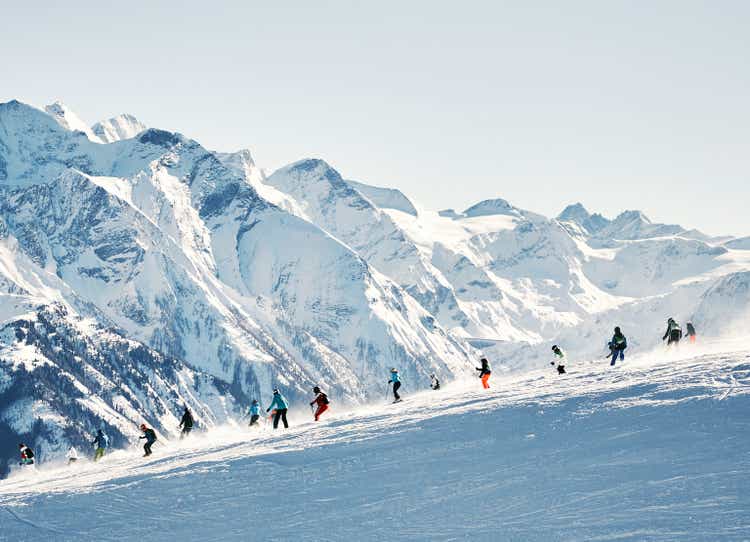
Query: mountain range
1,99,748,475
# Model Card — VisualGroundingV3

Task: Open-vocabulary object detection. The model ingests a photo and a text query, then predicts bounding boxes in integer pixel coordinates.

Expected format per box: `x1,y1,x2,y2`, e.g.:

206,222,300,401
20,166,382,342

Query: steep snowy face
346,179,418,216
91,113,147,142
557,203,609,235
43,101,103,143
0,304,242,478
0,100,474,412
693,271,750,336
264,159,473,335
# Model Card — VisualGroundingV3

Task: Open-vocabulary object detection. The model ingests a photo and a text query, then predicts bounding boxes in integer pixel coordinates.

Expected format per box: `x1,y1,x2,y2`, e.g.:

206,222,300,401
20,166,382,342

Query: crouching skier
18,443,35,466
430,373,441,390
310,386,330,421
139,423,157,457
67,446,79,466
248,399,261,427
551,345,566,374
267,389,289,429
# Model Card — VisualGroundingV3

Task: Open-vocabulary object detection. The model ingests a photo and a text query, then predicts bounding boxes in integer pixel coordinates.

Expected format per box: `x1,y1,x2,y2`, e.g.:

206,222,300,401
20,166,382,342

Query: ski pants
180,426,192,439
481,373,491,389
557,365,566,375
689,335,696,343
94,447,105,461
144,441,155,456
392,381,401,401
273,408,289,429
249,414,260,426
610,348,624,366
314,404,328,421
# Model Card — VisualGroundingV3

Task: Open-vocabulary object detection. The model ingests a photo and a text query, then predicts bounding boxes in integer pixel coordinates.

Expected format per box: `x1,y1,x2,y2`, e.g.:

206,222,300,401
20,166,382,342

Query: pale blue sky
2,1,748,236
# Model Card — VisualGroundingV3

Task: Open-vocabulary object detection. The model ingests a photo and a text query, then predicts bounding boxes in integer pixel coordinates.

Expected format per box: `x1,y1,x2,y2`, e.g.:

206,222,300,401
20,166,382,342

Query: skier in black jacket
662,318,682,346
179,406,194,438
476,358,491,389
139,424,157,456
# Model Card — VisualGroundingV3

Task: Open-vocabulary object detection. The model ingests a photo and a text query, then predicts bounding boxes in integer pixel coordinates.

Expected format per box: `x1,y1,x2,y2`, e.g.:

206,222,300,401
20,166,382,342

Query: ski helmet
140,423,147,430
551,345,558,351
273,388,280,394
391,368,397,372
313,386,321,394
251,399,258,404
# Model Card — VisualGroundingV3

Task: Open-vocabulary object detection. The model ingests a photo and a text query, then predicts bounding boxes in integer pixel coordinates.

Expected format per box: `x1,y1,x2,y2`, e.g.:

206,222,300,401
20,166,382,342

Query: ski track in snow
1,350,749,541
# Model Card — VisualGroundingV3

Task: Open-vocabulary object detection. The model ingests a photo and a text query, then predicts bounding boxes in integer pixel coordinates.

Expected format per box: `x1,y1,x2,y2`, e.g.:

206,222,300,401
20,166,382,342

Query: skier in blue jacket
388,368,402,402
248,399,261,427
266,389,289,429
91,429,109,461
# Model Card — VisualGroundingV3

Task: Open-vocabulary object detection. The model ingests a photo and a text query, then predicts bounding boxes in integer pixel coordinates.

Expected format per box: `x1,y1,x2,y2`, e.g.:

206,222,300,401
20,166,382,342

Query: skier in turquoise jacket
266,389,289,429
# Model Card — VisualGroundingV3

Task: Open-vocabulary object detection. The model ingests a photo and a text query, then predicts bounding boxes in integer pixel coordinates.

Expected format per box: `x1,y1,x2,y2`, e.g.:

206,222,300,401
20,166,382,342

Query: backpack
322,393,329,405
25,447,34,459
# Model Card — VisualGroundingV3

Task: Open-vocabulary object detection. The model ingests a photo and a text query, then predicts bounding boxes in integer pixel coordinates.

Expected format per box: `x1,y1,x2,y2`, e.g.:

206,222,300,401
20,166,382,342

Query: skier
67,446,79,466
551,345,566,374
179,405,194,438
139,423,157,457
91,428,109,461
310,386,329,421
476,358,491,389
247,399,261,427
608,326,627,366
266,389,289,429
686,322,697,344
18,443,35,466
430,373,441,390
388,368,402,402
662,318,682,346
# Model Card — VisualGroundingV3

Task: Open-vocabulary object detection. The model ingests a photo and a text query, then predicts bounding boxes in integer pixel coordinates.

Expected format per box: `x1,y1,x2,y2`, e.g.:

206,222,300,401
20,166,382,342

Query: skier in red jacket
310,386,330,421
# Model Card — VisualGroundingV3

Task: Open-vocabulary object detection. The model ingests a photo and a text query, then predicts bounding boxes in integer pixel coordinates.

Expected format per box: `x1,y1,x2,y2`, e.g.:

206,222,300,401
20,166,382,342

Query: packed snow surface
1,346,748,541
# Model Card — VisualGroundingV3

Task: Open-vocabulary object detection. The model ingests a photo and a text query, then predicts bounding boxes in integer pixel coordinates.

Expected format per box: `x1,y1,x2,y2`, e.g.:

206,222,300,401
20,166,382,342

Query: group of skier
17,316,701,468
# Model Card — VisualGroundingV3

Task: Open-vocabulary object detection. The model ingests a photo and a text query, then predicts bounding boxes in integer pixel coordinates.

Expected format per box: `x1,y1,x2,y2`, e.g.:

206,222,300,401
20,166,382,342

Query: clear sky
2,1,748,236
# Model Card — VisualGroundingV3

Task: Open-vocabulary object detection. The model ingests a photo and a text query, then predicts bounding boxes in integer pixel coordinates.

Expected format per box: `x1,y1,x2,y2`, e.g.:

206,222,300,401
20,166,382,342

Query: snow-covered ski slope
2,345,748,541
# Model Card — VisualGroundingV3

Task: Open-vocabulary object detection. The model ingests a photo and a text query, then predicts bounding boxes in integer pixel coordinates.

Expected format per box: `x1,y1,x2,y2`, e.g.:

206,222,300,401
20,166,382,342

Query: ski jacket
663,320,682,340
430,376,440,389
140,428,157,443
180,409,194,429
310,392,329,407
389,371,400,384
686,323,696,336
92,431,109,449
610,333,627,350
20,446,34,460
268,393,289,411
248,403,260,416
67,447,78,460
476,359,491,376
552,348,565,360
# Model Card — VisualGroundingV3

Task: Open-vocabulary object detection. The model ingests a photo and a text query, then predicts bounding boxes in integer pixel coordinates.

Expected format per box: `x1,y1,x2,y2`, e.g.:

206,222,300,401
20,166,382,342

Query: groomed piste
2,345,748,541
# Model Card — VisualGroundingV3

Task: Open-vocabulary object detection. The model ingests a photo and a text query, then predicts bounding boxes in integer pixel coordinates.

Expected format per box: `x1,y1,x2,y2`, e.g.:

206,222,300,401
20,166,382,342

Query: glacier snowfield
2,347,748,541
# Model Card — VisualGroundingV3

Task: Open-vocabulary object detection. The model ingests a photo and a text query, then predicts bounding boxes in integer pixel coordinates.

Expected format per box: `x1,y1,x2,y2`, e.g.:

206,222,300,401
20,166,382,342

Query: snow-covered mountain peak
91,113,147,143
462,198,521,218
43,101,102,143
